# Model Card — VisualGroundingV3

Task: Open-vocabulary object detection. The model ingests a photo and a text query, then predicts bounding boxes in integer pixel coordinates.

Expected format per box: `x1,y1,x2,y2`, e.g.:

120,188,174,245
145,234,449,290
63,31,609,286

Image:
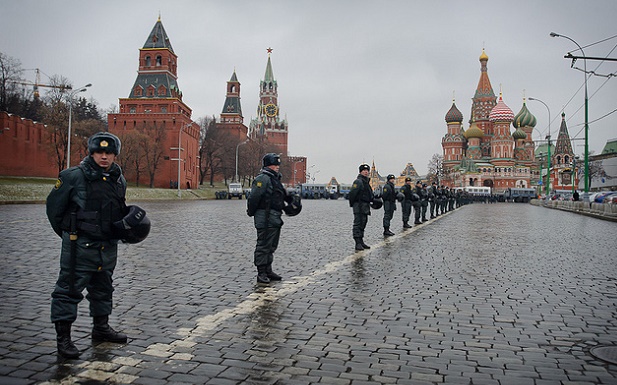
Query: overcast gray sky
2,0,616,184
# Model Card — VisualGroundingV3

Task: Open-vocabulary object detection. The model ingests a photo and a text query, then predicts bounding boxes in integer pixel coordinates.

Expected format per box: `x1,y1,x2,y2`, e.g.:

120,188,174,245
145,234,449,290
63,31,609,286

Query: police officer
439,185,448,214
400,177,413,228
47,132,133,359
247,153,290,284
420,183,429,222
382,174,397,237
429,181,438,219
413,180,423,225
447,186,455,211
349,164,374,250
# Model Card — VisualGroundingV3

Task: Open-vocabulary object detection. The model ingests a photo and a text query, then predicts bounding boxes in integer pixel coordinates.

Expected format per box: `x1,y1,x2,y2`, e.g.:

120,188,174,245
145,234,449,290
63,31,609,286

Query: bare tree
198,116,225,186
427,153,444,184
0,52,23,113
116,130,147,186
138,122,166,187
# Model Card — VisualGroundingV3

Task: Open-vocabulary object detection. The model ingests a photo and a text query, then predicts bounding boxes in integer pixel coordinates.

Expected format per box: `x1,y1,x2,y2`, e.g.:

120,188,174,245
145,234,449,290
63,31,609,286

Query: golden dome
479,49,488,61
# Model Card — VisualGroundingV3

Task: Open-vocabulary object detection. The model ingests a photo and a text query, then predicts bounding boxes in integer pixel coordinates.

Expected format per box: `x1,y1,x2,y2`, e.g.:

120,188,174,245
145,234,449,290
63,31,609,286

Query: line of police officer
348,164,460,248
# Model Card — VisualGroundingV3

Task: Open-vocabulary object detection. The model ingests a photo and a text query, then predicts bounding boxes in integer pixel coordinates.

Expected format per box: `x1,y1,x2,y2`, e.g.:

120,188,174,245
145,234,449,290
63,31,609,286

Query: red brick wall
0,111,59,178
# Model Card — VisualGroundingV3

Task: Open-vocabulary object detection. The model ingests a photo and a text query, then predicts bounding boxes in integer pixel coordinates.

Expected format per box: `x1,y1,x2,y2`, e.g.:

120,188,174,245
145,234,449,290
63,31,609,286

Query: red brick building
108,17,200,189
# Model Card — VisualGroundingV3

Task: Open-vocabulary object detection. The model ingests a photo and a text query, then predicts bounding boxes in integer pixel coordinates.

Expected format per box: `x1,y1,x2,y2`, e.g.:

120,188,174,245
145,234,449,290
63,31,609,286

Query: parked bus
455,186,491,196
505,187,537,203
299,183,329,199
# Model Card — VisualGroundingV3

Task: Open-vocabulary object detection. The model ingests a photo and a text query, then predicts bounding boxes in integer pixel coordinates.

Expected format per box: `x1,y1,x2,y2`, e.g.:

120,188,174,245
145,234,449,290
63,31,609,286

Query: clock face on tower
264,103,278,117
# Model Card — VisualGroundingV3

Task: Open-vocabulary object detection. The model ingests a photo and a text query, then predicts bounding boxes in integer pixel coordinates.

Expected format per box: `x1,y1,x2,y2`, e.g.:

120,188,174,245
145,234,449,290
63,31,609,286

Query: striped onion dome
489,93,514,122
513,101,537,128
445,102,463,123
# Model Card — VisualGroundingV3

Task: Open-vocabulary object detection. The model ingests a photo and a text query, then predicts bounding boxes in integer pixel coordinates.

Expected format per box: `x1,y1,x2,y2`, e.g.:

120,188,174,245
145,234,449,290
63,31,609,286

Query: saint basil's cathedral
441,50,578,194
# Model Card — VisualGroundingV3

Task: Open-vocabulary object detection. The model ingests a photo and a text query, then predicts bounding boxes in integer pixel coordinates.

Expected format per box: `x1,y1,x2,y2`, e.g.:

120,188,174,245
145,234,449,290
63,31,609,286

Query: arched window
145,56,151,66
557,156,562,164
564,155,570,164
156,55,162,66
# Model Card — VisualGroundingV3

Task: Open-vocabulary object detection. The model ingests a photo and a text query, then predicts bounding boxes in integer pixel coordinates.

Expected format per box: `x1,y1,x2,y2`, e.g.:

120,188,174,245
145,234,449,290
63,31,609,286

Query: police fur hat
386,174,395,180
359,163,370,172
405,176,412,182
263,153,281,167
88,132,121,155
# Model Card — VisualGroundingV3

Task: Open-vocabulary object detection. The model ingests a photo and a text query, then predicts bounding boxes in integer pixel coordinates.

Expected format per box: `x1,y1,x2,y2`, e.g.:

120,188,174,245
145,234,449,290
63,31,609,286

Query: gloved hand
114,205,146,229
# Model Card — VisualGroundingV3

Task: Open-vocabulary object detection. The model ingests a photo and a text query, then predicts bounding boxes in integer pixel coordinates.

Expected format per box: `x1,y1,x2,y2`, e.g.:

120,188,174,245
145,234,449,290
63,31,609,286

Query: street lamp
171,123,190,198
550,32,589,197
572,155,580,194
528,97,552,196
66,83,92,169
235,139,249,183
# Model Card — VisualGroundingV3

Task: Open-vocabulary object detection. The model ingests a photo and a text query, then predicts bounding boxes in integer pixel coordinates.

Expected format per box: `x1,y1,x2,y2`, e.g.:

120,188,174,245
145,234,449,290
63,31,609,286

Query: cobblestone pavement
1,200,617,385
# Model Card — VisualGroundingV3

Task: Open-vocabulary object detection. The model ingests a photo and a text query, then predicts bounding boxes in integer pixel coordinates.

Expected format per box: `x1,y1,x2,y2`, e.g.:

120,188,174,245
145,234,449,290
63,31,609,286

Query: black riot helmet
113,205,151,244
283,194,302,216
370,197,383,209
263,153,281,167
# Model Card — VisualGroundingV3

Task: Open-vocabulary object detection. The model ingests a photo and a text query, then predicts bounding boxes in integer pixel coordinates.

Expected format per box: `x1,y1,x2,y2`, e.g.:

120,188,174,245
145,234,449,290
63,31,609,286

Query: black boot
266,264,282,281
360,238,370,249
383,227,394,236
403,222,412,229
55,321,80,359
256,265,270,284
92,315,127,343
354,237,364,251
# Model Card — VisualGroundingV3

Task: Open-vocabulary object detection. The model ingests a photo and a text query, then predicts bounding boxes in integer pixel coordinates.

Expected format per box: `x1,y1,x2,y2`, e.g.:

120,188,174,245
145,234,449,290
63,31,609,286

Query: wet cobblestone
1,200,616,384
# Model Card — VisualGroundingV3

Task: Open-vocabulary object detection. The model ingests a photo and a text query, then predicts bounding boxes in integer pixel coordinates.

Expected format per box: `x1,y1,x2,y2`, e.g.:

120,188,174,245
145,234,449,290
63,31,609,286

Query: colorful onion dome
464,121,484,139
445,102,463,123
513,101,537,128
489,93,514,122
512,127,527,140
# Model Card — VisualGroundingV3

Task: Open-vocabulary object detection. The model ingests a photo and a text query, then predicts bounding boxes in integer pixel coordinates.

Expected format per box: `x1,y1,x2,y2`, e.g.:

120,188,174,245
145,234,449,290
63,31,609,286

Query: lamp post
528,97,551,196
66,83,92,169
171,123,190,198
550,32,589,196
572,155,580,194
235,139,249,183
538,153,544,196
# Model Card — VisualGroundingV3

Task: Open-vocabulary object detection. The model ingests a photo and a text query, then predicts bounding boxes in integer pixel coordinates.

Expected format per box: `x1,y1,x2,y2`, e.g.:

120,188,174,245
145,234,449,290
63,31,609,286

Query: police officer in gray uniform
429,181,438,219
247,153,290,284
349,164,374,250
420,183,429,222
47,132,149,359
382,174,397,236
400,177,413,228
411,181,422,224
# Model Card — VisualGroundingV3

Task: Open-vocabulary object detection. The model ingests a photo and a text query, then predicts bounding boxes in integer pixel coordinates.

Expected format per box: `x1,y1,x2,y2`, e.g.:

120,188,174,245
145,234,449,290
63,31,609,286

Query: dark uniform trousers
413,202,421,222
253,209,283,268
402,200,412,223
51,268,114,323
383,201,395,228
352,202,370,238
51,232,119,323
